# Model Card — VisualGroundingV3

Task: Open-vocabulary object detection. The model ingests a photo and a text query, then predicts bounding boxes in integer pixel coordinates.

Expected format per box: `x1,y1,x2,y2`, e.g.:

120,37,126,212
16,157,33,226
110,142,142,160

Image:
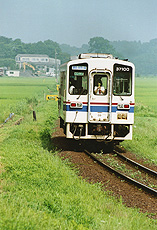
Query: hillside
111,39,157,75
60,39,157,76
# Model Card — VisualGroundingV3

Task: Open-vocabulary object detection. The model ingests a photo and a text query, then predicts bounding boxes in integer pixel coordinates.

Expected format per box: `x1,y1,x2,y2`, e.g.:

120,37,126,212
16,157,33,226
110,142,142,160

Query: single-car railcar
58,53,135,143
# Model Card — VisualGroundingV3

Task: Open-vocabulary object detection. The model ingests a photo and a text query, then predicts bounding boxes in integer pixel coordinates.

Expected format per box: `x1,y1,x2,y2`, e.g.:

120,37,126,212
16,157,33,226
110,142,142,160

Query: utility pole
55,49,58,82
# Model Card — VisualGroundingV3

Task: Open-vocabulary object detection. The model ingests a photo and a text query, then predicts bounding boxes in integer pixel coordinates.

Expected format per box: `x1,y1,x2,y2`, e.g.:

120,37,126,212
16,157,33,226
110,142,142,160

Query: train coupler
70,123,85,140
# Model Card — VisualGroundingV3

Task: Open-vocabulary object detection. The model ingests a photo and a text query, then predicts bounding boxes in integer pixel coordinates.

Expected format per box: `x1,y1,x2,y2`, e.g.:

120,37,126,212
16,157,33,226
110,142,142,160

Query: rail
84,149,157,196
113,150,157,177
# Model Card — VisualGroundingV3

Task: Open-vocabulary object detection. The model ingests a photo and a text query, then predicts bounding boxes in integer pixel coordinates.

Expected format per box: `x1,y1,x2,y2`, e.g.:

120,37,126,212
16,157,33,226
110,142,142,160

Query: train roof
60,53,134,70
78,53,114,59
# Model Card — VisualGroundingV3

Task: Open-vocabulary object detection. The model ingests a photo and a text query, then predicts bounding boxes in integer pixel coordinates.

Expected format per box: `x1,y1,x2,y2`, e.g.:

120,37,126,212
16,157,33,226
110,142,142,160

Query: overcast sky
0,0,156,47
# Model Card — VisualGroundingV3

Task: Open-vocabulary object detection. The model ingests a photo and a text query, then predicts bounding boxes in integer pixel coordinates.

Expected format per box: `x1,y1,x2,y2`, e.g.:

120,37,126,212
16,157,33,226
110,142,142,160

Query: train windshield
69,63,88,95
113,64,132,96
93,74,107,95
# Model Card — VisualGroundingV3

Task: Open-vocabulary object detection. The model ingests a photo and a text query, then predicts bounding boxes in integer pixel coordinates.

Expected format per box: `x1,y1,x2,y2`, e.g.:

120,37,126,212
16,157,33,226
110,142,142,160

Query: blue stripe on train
65,105,134,113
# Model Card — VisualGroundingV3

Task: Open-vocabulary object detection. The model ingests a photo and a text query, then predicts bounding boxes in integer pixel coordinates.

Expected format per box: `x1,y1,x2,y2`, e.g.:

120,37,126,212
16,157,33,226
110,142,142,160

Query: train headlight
70,102,83,109
124,104,130,109
117,104,130,110
70,102,76,107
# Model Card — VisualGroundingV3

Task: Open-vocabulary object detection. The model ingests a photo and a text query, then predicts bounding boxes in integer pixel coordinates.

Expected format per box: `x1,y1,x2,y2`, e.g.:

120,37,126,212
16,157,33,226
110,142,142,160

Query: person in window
94,80,105,95
69,78,77,94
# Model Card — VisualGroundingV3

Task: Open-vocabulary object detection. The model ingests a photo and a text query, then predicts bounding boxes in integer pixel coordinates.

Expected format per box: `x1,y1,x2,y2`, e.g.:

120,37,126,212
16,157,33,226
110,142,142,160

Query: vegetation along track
84,149,157,196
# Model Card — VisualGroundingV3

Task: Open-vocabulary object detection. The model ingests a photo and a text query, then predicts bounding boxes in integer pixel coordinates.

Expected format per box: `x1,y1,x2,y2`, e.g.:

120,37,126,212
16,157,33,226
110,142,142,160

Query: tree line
60,37,157,76
0,37,70,69
0,36,156,76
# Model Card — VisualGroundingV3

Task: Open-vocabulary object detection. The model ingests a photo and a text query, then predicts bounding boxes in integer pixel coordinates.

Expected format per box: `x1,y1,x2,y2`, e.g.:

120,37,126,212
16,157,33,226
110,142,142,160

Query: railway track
113,149,157,177
53,126,157,217
84,149,157,196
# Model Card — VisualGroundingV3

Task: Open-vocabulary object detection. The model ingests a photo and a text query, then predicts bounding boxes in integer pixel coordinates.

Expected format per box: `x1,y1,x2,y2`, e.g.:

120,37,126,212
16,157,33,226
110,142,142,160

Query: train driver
69,78,76,94
94,79,105,95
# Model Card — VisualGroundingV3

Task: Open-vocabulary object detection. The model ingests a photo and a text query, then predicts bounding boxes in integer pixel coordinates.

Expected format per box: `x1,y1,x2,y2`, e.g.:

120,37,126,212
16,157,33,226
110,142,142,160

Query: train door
88,71,112,123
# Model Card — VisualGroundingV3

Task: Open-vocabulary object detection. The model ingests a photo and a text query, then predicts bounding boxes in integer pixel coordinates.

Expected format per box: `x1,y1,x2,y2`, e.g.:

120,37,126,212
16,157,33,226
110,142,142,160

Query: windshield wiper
77,89,85,100
120,96,124,101
77,93,82,100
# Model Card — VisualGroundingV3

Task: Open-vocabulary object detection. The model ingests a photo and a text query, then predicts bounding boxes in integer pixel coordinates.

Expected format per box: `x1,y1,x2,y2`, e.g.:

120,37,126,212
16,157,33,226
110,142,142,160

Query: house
15,54,60,69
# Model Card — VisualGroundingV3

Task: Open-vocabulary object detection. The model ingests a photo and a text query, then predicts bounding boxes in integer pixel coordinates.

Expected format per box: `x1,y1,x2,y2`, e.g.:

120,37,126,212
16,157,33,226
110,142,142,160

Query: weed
26,96,38,107
39,127,52,151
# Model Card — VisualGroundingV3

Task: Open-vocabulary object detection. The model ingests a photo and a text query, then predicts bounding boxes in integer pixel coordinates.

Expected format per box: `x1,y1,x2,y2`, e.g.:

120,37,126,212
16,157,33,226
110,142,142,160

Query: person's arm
94,86,99,94
101,86,105,94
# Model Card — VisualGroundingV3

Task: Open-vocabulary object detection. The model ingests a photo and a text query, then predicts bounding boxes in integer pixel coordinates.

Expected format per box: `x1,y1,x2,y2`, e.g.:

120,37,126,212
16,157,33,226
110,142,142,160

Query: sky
0,0,157,47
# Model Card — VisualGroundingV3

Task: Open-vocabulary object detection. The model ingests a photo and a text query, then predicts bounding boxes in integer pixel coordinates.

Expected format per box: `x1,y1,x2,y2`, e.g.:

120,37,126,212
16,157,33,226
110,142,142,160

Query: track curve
84,149,157,196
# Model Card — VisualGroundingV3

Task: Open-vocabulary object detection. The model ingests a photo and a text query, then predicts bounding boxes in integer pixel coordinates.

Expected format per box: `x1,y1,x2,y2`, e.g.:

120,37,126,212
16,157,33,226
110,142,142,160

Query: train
58,53,135,146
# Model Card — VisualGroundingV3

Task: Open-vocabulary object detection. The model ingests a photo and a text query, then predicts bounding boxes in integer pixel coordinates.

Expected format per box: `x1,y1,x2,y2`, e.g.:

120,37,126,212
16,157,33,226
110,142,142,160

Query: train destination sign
72,66,87,71
74,72,84,76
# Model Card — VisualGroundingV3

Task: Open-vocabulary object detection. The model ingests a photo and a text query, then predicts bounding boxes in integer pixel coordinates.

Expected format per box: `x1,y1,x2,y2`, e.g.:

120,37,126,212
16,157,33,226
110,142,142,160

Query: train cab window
94,74,107,95
113,64,132,96
69,64,88,95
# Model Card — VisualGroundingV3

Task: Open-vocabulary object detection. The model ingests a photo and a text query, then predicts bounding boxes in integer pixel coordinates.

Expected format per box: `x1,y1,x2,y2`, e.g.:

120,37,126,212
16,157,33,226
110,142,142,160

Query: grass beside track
0,77,156,229
122,78,157,164
0,77,57,124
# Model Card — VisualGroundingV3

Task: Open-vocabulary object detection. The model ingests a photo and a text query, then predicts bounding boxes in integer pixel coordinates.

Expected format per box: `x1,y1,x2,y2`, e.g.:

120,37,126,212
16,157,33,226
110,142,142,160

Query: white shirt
69,85,75,94
94,86,105,95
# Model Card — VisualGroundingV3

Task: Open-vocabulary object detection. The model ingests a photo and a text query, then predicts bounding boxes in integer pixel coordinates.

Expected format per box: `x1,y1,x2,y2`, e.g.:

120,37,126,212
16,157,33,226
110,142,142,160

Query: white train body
58,54,135,142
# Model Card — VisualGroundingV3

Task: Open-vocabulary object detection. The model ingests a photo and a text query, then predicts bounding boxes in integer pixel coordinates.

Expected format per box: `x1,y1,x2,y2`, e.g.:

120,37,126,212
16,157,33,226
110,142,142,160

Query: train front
59,54,135,143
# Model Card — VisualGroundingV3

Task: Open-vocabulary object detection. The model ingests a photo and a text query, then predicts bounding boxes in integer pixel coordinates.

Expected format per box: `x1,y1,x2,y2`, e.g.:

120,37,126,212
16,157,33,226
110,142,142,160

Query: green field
135,78,157,113
122,78,157,163
0,76,156,229
0,77,57,123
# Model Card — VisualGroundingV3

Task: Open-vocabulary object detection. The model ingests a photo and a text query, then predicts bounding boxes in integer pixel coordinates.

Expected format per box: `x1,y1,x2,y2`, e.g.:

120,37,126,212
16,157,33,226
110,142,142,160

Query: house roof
16,54,49,58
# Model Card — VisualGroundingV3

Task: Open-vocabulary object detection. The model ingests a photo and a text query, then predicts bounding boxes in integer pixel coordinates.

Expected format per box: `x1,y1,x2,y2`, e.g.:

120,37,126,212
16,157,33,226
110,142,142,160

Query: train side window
113,64,132,96
60,71,66,96
94,74,107,95
69,63,88,95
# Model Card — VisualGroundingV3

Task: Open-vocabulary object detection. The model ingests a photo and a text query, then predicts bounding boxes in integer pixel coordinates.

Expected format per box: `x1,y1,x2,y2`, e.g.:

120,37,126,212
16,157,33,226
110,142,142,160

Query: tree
88,37,116,54
58,52,70,64
0,58,16,69
0,36,12,44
